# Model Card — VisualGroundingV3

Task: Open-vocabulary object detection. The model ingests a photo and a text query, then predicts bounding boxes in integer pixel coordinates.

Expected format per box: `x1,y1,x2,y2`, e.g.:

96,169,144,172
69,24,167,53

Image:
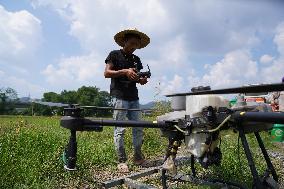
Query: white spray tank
185,95,228,158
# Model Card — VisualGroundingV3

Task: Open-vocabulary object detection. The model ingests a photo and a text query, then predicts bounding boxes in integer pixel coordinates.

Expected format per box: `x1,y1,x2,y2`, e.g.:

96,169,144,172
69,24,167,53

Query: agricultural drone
57,83,284,189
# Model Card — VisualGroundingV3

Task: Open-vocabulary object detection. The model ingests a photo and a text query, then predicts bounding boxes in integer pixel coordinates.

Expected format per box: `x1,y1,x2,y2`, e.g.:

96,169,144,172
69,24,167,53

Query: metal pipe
254,132,278,182
161,169,168,189
84,119,168,128
61,116,171,131
191,155,196,177
64,130,77,170
233,112,284,124
239,129,262,188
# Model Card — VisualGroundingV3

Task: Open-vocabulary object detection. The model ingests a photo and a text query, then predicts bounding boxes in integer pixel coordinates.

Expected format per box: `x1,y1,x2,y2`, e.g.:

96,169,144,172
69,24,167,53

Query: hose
173,115,232,134
193,115,231,133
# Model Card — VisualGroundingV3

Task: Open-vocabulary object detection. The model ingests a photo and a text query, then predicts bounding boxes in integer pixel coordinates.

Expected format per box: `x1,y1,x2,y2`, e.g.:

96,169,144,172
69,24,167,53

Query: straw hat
114,28,150,49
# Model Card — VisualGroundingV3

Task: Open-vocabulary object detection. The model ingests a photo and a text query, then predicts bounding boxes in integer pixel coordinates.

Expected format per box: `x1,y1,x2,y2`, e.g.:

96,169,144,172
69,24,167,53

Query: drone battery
186,95,229,117
171,96,186,111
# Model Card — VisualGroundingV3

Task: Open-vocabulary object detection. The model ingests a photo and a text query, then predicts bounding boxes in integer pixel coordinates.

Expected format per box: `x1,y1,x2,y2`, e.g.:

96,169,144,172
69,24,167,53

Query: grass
0,116,167,188
0,115,282,188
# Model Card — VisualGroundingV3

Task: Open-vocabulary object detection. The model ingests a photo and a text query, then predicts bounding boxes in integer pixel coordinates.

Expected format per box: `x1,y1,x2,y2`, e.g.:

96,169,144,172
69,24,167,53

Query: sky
1,0,284,104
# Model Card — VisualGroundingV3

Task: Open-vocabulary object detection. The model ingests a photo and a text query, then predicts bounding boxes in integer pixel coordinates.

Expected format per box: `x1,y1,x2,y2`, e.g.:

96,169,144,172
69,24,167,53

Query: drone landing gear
62,130,77,171
161,130,279,189
161,154,245,189
239,129,279,189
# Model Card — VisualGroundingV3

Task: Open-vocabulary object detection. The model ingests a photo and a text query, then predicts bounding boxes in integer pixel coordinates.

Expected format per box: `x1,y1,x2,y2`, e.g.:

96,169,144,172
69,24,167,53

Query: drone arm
61,116,170,131
84,119,167,128
233,111,284,124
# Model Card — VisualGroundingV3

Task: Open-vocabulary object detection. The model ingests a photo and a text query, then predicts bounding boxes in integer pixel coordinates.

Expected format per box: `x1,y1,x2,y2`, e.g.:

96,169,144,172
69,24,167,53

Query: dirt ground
94,143,284,189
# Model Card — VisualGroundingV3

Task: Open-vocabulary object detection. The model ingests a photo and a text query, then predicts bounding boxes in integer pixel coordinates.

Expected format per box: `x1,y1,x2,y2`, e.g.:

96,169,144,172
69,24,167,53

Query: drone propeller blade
166,83,284,97
33,101,70,107
80,106,155,112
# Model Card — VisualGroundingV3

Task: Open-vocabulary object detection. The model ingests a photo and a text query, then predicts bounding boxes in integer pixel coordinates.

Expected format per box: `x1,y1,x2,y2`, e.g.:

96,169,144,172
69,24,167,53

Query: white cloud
260,54,274,64
33,0,178,101
28,0,284,57
202,50,258,88
274,22,284,56
30,0,275,55
261,22,284,83
31,0,171,52
0,70,45,98
42,52,107,90
157,75,184,95
261,57,284,83
0,70,4,77
136,74,185,103
137,35,191,101
146,35,189,75
29,0,284,102
30,1,284,66
159,35,187,67
31,0,69,10
186,22,284,90
0,5,44,98
186,50,259,89
0,5,42,63
165,0,277,54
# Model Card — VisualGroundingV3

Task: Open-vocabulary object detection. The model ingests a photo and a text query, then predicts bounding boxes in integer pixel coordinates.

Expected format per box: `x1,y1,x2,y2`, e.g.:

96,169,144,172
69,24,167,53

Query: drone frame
59,83,284,188
60,107,283,189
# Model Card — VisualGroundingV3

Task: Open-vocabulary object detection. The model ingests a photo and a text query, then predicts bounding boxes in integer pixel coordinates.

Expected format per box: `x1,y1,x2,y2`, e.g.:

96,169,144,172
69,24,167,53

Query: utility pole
31,102,34,116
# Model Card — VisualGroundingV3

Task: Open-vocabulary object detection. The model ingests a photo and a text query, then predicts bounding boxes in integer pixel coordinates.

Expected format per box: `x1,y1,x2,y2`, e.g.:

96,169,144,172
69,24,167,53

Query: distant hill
140,100,170,109
18,97,40,103
140,101,155,109
19,97,31,103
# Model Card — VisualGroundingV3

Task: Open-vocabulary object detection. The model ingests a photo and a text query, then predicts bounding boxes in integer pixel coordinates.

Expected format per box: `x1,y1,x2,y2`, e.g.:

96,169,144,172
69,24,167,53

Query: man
279,76,284,112
104,28,150,173
270,76,284,112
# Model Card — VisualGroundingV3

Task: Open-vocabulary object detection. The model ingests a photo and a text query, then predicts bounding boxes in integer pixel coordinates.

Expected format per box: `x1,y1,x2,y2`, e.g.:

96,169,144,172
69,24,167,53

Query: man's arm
104,62,139,81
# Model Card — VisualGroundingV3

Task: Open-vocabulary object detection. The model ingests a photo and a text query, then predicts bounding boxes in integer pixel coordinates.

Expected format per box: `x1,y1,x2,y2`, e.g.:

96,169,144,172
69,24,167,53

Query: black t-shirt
105,50,143,101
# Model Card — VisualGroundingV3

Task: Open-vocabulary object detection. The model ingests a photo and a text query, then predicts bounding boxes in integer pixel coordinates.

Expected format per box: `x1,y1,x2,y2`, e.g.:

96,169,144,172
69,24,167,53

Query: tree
0,87,18,114
94,90,112,116
77,86,111,116
43,92,62,102
77,86,99,105
22,103,53,116
61,90,78,104
33,86,112,116
95,91,112,107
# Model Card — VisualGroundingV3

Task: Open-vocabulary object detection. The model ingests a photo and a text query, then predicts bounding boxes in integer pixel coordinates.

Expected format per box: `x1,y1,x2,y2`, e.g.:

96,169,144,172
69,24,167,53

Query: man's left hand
139,77,148,85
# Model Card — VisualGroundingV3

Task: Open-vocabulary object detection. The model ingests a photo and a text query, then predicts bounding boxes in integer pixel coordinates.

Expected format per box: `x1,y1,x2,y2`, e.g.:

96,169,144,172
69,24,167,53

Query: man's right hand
125,68,139,81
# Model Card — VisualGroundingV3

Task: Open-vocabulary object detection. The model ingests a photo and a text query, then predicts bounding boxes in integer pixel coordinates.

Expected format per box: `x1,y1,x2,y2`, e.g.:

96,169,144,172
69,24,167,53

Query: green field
0,116,282,188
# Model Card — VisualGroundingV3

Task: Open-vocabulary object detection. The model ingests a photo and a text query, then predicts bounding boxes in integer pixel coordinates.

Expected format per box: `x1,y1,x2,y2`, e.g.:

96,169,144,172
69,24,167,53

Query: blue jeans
113,98,144,163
